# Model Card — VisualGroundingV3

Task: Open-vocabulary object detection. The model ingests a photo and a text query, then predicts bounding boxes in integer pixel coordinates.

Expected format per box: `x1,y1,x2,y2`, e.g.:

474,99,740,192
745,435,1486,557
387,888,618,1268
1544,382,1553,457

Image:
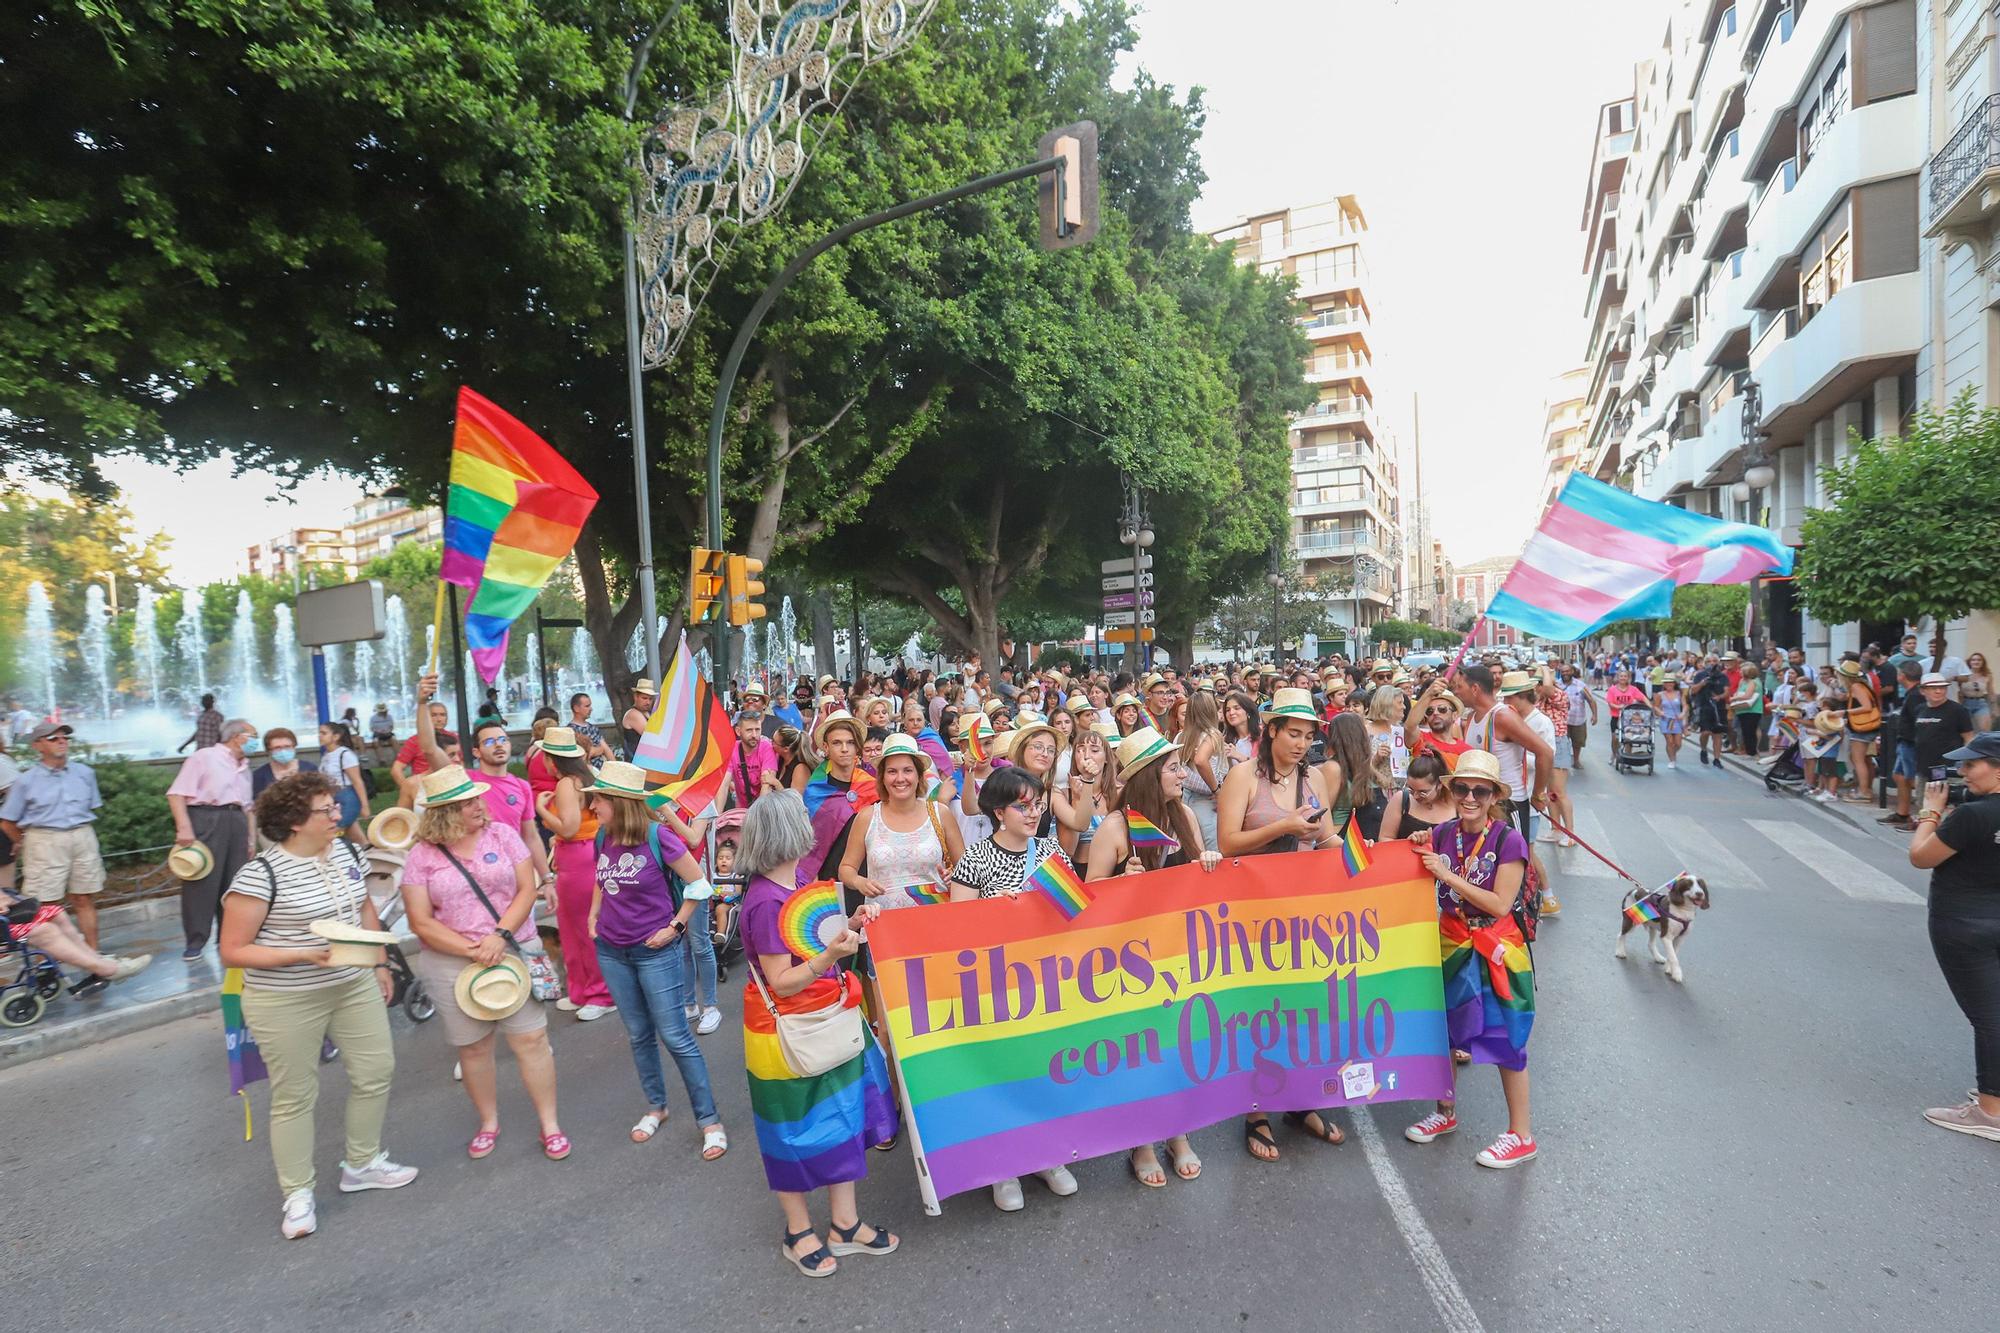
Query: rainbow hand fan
1124,809,1180,853
777,880,846,957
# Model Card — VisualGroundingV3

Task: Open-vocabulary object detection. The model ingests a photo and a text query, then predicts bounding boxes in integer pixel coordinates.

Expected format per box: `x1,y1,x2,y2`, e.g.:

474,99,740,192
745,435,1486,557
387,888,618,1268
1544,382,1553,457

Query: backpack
593,823,683,912
1515,853,1544,943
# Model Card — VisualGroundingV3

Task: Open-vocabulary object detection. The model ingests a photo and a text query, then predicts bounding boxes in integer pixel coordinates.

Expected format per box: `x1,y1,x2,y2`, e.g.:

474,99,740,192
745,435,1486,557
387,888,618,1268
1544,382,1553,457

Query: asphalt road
6,753,1994,1331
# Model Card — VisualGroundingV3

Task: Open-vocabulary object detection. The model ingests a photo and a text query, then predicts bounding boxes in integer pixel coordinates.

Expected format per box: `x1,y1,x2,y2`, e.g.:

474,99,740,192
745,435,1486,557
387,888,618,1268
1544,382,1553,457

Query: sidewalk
1711,748,1914,852
0,897,223,1071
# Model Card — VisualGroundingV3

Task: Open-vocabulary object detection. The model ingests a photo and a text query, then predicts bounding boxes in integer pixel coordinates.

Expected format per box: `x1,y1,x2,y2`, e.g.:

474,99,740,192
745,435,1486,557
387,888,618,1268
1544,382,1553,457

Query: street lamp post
1738,379,1778,653
1118,472,1154,672
1266,542,1285,663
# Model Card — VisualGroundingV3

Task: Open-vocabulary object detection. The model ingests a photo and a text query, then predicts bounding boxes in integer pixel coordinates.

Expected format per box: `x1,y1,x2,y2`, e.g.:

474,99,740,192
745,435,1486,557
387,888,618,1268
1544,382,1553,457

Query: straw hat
814,708,863,749
877,732,933,774
311,919,398,969
982,697,1008,717
817,674,838,693
1063,695,1095,717
1263,687,1319,722
1089,722,1121,743
539,726,584,756
954,712,992,742
588,760,653,800
367,806,419,851
168,841,214,881
1115,726,1176,781
1370,658,1395,676
1006,713,1065,764
1449,749,1511,801
453,955,532,1021
417,764,490,807
1111,693,1141,711
741,682,768,700
1140,672,1167,692
1812,711,1847,736
631,678,656,697
1498,670,1538,697
1835,660,1866,679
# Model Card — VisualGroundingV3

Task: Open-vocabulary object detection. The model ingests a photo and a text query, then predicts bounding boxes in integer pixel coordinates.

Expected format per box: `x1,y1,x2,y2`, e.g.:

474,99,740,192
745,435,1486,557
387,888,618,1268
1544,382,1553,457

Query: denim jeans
683,915,718,1008
595,937,720,1124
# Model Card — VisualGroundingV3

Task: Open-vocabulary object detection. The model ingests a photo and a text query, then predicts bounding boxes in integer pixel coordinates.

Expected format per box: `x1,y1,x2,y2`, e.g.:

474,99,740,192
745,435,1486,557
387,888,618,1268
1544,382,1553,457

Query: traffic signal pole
703,132,1095,698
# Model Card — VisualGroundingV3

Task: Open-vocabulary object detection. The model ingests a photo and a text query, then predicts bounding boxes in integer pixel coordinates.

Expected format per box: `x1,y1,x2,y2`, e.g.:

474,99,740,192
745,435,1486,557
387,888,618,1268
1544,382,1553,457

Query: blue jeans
683,915,718,1008
594,938,720,1125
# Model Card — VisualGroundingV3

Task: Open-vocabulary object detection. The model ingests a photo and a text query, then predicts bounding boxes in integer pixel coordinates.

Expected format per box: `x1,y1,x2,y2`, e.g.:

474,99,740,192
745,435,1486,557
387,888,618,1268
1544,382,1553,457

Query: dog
1613,872,1711,983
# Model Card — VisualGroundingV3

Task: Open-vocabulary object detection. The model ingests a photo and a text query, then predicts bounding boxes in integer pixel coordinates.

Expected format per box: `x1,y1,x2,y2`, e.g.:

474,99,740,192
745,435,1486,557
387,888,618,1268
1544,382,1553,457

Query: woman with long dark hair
533,729,614,1020
1221,690,1259,765
1322,712,1382,840
1176,690,1226,851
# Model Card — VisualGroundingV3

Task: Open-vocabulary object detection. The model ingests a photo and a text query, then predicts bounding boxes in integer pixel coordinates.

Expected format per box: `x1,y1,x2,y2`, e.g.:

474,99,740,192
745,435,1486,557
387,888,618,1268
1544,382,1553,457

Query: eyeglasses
1449,783,1495,801
1008,798,1044,815
479,736,508,747
309,804,342,819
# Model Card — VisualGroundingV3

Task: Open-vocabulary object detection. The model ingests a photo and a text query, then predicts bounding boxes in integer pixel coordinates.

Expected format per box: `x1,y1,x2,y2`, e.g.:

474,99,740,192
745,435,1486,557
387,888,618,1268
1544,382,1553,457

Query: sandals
541,1131,572,1161
467,1128,499,1160
1245,1115,1279,1163
871,1134,899,1152
828,1219,900,1257
782,1226,837,1278
631,1112,665,1143
702,1125,729,1161
1167,1139,1202,1181
1284,1109,1346,1146
1129,1147,1167,1188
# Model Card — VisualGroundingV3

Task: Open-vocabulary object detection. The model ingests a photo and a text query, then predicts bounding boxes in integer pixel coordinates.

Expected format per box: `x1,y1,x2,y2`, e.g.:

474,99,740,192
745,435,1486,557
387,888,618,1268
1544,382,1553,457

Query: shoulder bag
743,942,866,1077
439,844,560,1001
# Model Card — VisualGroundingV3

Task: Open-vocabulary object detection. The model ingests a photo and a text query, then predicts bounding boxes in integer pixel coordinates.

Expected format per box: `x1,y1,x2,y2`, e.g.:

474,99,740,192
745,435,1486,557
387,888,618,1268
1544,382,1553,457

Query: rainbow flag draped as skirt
1439,914,1535,1072
744,971,900,1192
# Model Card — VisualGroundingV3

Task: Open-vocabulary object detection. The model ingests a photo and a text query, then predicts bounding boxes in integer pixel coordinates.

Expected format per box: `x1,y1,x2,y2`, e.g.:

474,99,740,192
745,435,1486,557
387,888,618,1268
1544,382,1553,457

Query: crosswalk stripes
1549,806,1621,879
1743,819,1926,906
1636,811,1761,891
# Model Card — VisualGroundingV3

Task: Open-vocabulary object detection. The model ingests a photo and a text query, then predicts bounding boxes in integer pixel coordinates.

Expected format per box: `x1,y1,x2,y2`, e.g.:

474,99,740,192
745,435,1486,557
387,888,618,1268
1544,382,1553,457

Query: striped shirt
224,841,372,991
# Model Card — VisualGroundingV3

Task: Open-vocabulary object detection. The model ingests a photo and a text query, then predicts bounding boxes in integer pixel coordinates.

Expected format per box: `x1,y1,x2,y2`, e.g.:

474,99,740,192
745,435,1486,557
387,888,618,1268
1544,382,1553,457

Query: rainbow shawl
799,764,879,887
1439,913,1534,1071
742,971,900,1192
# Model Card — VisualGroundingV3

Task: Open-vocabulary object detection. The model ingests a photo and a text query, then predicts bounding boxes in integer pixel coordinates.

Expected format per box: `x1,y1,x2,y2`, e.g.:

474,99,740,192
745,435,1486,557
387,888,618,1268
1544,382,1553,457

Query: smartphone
1304,807,1326,823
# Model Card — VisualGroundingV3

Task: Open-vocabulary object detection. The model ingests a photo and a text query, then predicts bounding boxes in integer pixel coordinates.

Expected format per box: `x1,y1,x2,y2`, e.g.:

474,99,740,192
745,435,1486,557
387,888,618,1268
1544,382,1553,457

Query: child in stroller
1,890,151,1027
1763,707,1809,793
707,807,747,984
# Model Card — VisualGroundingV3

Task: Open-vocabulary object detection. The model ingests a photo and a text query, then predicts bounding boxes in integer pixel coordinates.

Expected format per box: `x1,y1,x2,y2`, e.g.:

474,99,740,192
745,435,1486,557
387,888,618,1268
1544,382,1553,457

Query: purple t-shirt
741,872,851,983
593,827,691,947
1430,819,1529,926
401,824,534,945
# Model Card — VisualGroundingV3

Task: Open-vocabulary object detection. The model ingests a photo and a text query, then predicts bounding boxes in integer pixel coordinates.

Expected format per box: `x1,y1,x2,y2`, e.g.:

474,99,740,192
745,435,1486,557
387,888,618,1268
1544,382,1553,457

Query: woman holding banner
737,791,901,1278
1086,727,1218,1187
839,735,963,911
1215,689,1344,1161
1407,750,1538,1169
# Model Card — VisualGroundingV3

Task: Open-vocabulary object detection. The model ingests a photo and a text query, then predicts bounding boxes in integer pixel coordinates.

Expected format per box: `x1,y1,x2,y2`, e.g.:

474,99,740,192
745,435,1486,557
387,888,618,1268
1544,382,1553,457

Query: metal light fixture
1743,461,1777,490
1730,480,1752,502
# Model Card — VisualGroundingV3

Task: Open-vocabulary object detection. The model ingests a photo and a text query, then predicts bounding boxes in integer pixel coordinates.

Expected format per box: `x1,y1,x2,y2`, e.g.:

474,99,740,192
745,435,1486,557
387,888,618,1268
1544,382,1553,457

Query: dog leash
1536,813,1650,892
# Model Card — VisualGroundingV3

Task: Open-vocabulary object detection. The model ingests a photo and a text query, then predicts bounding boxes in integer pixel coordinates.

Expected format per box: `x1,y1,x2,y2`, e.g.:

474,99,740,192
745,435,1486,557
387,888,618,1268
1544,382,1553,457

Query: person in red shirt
393,696,452,804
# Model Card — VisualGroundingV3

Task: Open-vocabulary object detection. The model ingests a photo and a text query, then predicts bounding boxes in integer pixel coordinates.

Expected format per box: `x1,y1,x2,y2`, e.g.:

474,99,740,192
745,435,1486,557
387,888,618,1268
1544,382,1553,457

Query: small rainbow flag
777,879,845,958
441,387,599,683
1624,896,1662,927
220,967,268,1140
1340,814,1372,875
636,633,734,818
1024,852,1090,920
966,722,989,764
904,881,948,906
1124,809,1180,853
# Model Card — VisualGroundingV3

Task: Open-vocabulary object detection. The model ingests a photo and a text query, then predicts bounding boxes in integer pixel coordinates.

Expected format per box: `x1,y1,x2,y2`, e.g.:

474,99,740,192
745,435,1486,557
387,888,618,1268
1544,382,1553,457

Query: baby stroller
0,899,65,1028
1614,703,1656,774
708,807,748,983
361,843,435,1024
1763,723,1808,793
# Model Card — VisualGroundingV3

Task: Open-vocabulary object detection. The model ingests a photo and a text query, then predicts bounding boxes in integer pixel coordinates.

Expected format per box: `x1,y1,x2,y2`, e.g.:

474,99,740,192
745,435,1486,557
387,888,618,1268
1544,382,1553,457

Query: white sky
103,0,1665,582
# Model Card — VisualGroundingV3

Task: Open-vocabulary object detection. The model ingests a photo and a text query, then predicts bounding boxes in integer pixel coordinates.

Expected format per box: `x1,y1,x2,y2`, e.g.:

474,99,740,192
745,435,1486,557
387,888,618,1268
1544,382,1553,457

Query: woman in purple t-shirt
585,762,727,1160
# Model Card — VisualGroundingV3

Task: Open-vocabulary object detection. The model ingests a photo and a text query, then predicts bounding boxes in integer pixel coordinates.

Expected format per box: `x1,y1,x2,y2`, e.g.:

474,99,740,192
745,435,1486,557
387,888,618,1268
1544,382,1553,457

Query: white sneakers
280,1188,317,1240
1037,1165,1079,1196
576,1004,613,1021
111,955,152,981
696,1006,723,1035
555,997,580,1012
991,1166,1079,1211
338,1151,420,1193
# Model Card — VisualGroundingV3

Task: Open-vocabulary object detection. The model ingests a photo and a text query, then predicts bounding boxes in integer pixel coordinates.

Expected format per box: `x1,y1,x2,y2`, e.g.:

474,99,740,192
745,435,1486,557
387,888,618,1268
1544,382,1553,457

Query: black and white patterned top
949,836,1075,900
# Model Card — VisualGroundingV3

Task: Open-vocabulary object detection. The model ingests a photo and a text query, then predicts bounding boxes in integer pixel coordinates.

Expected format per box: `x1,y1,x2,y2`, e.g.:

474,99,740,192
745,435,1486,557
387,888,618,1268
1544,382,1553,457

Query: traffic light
1036,121,1099,250
688,547,725,623
724,553,767,627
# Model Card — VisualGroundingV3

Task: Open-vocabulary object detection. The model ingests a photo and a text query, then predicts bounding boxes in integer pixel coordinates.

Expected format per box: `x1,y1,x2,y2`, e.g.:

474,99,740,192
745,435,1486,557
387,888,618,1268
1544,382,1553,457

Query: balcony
1748,307,1797,374
1298,307,1371,340
1749,270,1921,439
1304,351,1373,385
1293,260,1368,300
1928,94,2000,239
1293,530,1386,558
1691,391,1748,486
1291,394,1377,434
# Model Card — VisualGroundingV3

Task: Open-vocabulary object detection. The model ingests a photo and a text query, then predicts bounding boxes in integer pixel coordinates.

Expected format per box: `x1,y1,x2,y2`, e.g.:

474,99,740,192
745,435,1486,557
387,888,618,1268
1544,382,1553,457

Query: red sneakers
1404,1110,1458,1143
1474,1131,1538,1168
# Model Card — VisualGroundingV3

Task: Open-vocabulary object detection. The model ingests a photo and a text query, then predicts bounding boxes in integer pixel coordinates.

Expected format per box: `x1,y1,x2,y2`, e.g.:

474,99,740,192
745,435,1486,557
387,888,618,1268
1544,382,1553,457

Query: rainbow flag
220,967,268,1140
1023,852,1090,920
1624,896,1662,927
635,632,733,818
904,881,948,906
1340,815,1372,875
965,718,990,764
1124,810,1179,853
440,388,600,683
868,845,1451,1205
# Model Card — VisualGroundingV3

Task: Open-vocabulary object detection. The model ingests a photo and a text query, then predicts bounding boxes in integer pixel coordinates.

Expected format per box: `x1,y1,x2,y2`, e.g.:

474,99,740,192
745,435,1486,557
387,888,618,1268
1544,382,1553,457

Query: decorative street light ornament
635,0,940,368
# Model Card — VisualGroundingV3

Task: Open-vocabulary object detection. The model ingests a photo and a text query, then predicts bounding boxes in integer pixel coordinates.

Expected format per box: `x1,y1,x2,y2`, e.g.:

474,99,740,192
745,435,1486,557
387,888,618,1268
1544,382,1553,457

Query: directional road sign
1101,608,1157,628
1104,627,1155,643
1100,553,1154,575
1100,591,1155,610
1099,572,1157,593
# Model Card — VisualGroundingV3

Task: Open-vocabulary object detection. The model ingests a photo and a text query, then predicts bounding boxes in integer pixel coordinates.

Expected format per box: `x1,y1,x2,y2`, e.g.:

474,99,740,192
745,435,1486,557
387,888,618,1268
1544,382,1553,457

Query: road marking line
1744,820,1925,905
1351,1107,1486,1333
1551,805,1620,878
1637,812,1761,889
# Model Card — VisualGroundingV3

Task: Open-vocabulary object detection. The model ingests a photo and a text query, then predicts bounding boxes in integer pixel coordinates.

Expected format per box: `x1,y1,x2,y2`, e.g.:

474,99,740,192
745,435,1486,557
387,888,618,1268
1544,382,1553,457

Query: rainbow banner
868,844,1451,1211
635,632,734,817
441,387,600,683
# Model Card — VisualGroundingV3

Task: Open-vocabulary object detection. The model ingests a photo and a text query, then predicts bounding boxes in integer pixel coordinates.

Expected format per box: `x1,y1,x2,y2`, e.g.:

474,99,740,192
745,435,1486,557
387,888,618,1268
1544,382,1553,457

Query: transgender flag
1486,473,1794,641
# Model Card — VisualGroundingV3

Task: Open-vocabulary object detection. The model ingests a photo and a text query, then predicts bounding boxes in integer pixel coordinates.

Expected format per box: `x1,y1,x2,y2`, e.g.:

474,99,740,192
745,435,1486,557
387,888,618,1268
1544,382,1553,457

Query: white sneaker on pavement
697,1006,723,1035
338,1151,419,1193
555,997,580,1012
111,955,152,981
991,1177,1025,1211
280,1187,317,1239
577,1004,613,1021
1036,1165,1079,1196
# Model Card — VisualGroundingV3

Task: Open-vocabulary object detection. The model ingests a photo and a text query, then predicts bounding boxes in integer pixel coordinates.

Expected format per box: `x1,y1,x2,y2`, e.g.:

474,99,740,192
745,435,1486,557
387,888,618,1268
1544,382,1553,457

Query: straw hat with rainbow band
418,764,491,807
1262,687,1319,723
1114,726,1176,782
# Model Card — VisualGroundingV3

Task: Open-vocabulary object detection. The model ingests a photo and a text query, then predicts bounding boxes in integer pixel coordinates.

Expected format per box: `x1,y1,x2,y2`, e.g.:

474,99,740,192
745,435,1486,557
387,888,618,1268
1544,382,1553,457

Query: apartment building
1453,558,1523,649
1211,197,1403,655
240,493,444,583
1576,0,1949,660
1538,368,1593,513
348,492,445,566
243,527,355,582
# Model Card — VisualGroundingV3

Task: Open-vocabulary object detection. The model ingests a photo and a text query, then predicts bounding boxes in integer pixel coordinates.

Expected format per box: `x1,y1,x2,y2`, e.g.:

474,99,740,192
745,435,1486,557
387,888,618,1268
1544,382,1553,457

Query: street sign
1100,572,1156,593
1100,553,1154,574
1104,627,1155,643
1101,608,1157,628
1100,591,1155,610
1302,633,1318,660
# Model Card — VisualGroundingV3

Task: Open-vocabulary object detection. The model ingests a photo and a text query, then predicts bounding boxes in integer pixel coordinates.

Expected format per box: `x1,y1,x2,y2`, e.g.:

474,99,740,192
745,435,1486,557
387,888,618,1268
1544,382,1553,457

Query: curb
1712,751,1888,834
98,896,181,930
0,982,219,1072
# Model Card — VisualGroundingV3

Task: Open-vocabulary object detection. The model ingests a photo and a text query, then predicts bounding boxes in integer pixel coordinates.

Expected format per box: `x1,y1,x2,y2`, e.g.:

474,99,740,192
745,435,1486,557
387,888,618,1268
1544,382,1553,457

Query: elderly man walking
168,718,259,961
0,723,107,950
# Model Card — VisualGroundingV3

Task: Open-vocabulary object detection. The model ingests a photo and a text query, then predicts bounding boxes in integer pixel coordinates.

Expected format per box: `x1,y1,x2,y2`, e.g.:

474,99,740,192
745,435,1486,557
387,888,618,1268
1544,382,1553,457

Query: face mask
240,738,263,755
270,747,297,764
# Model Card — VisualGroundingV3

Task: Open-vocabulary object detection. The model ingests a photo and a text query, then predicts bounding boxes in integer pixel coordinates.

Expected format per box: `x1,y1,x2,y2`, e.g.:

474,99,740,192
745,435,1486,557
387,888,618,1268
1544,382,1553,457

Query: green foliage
1370,618,1427,648
1798,393,2000,653
359,542,443,606
85,758,177,858
0,491,172,697
1035,646,1087,674
1662,584,1747,648
1203,566,1353,655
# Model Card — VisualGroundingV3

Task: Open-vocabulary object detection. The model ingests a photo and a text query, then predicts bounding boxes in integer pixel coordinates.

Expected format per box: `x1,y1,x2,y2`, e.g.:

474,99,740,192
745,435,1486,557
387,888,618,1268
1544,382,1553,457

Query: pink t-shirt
477,770,537,836
401,823,534,945
729,738,778,803
1606,685,1647,712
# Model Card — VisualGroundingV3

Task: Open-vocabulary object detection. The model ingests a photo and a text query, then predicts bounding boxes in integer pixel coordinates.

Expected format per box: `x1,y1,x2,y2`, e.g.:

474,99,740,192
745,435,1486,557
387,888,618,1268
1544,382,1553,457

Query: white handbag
746,954,865,1076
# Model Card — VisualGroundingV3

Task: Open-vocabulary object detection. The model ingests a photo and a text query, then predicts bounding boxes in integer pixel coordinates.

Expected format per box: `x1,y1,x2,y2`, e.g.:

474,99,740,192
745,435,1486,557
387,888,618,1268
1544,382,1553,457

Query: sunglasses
1449,783,1496,801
